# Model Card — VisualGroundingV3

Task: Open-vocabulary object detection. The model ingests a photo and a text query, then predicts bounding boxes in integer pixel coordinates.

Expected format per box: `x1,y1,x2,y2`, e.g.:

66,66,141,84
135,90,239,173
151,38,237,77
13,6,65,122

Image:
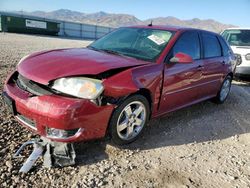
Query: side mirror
170,52,193,64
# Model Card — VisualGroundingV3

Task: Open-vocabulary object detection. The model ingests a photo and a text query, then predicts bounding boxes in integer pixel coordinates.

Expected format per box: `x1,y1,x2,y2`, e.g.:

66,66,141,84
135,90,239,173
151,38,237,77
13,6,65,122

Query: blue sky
0,0,249,27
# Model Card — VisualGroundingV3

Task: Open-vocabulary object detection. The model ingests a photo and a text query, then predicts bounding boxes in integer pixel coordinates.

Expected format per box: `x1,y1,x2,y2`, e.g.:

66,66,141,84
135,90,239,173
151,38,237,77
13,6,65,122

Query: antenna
148,20,153,27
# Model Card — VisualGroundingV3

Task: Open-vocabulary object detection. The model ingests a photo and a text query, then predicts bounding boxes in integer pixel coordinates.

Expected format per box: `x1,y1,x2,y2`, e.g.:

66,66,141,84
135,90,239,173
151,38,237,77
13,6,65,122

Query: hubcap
117,101,146,141
220,79,231,101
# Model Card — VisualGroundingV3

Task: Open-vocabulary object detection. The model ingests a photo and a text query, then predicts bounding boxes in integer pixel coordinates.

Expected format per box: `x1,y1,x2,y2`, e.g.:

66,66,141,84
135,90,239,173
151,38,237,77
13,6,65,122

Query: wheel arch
133,88,152,117
106,92,151,145
105,89,153,138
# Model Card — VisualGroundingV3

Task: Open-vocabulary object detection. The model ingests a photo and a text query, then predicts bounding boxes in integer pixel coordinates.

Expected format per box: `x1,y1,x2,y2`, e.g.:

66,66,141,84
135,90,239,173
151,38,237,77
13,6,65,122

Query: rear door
218,36,236,72
200,32,226,97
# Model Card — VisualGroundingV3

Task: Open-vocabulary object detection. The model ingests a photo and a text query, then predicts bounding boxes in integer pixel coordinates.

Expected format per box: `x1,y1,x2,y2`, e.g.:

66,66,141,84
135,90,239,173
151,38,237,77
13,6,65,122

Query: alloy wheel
116,101,146,141
220,78,231,101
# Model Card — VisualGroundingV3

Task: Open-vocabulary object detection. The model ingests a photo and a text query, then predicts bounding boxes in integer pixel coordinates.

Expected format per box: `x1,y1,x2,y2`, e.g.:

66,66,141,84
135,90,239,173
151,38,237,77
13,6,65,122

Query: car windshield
222,29,250,46
88,27,174,61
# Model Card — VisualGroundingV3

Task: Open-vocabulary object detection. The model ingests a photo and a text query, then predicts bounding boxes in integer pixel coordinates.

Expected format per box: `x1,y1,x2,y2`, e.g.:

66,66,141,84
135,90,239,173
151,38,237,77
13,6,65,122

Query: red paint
18,48,149,85
5,80,115,142
3,26,235,143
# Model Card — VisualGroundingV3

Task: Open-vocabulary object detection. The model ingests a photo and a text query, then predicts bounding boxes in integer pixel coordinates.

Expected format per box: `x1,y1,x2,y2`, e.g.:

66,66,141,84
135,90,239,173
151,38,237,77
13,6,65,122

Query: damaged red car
3,25,235,145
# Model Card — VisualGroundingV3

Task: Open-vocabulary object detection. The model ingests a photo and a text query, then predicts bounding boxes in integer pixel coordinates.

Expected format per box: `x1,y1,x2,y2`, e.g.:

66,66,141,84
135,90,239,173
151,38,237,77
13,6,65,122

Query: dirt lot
0,33,250,188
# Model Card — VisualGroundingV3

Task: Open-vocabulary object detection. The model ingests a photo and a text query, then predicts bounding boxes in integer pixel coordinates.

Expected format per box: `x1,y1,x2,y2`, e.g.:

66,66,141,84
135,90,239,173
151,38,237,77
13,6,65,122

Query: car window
202,33,222,58
89,28,174,61
218,36,231,56
172,31,200,60
221,29,250,46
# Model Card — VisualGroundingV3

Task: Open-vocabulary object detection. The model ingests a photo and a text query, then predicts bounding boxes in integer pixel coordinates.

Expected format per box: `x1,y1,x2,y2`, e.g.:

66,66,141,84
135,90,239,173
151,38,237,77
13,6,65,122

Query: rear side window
172,31,200,60
202,33,222,58
218,36,231,56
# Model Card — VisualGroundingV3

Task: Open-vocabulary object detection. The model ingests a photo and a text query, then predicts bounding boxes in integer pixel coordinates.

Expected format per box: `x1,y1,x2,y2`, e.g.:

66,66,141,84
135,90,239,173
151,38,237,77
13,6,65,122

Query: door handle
197,65,204,71
221,61,226,65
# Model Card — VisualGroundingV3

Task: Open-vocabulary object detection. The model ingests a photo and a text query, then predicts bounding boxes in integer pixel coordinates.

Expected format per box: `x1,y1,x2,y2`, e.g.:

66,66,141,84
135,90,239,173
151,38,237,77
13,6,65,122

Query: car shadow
74,140,109,166
74,80,250,165
232,77,250,87
123,86,250,151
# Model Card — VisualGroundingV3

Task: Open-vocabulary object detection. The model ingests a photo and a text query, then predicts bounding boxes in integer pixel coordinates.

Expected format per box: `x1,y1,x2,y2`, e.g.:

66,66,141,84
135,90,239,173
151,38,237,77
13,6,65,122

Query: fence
0,11,114,40
59,21,113,39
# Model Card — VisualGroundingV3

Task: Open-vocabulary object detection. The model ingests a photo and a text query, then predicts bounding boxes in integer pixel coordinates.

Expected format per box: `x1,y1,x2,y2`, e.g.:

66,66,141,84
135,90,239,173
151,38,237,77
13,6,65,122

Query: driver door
159,31,205,114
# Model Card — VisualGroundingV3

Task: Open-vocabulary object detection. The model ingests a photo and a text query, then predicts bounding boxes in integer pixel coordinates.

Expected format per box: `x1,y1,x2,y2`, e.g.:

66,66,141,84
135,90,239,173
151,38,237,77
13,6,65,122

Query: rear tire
213,75,232,104
109,95,150,145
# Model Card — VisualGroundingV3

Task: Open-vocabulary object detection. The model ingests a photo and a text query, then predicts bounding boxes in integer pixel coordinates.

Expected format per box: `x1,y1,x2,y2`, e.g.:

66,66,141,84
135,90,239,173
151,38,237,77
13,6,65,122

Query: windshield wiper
87,46,123,56
100,49,132,58
87,46,97,50
87,47,146,60
101,49,122,55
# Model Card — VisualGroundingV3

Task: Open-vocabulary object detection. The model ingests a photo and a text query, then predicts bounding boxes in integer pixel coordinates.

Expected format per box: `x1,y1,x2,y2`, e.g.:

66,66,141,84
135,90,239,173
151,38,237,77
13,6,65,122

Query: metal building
0,13,60,36
0,11,113,39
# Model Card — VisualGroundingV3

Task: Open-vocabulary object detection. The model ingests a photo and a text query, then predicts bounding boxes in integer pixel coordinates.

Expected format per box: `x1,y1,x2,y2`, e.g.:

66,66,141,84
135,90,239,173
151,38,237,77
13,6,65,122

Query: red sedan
3,25,235,145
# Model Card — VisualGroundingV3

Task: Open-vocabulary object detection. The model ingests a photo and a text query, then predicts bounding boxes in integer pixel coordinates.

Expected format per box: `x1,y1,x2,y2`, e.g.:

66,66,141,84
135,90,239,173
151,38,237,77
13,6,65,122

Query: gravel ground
0,33,250,188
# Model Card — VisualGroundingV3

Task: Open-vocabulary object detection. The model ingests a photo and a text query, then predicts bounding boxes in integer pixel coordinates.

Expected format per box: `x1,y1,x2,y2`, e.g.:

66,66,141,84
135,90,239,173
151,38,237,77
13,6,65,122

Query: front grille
16,114,36,130
15,73,53,96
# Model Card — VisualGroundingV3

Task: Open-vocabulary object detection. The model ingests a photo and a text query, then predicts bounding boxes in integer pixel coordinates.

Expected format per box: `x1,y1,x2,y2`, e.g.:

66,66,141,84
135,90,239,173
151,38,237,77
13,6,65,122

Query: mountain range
15,9,236,33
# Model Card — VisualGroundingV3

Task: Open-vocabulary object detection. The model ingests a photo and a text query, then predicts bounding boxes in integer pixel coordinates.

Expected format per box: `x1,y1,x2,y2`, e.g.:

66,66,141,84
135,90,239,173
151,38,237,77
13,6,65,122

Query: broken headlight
51,77,104,99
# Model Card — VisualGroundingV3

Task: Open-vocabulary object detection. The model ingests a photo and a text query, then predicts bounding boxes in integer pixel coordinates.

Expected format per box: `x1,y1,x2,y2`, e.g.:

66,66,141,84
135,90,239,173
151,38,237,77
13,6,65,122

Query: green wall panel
1,15,59,35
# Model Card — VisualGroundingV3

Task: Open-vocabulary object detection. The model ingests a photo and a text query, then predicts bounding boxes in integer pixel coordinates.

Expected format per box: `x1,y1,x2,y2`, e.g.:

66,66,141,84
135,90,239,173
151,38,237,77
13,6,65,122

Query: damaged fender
102,69,139,98
102,63,164,115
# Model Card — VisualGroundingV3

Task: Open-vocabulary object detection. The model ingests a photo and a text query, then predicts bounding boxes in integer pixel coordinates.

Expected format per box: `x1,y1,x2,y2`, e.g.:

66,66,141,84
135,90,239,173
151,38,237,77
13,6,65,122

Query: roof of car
223,27,250,30
127,25,217,34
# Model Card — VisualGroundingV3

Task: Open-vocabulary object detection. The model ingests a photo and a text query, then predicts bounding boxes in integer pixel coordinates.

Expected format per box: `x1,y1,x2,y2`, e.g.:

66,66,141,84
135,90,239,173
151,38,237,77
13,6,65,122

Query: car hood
231,46,250,55
18,48,149,85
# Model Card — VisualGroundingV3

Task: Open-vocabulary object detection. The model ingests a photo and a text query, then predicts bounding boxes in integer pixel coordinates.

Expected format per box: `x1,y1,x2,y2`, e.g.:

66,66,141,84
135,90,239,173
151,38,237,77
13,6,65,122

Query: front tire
213,75,232,104
109,95,150,145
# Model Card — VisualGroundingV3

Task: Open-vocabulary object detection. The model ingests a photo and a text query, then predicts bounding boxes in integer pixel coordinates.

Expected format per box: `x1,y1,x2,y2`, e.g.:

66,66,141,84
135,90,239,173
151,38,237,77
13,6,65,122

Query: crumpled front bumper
3,72,115,143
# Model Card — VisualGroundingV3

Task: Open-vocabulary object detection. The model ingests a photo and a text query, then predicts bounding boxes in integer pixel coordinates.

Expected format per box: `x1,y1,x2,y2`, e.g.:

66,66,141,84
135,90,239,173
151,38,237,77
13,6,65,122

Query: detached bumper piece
13,140,44,173
13,138,76,173
43,138,76,168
